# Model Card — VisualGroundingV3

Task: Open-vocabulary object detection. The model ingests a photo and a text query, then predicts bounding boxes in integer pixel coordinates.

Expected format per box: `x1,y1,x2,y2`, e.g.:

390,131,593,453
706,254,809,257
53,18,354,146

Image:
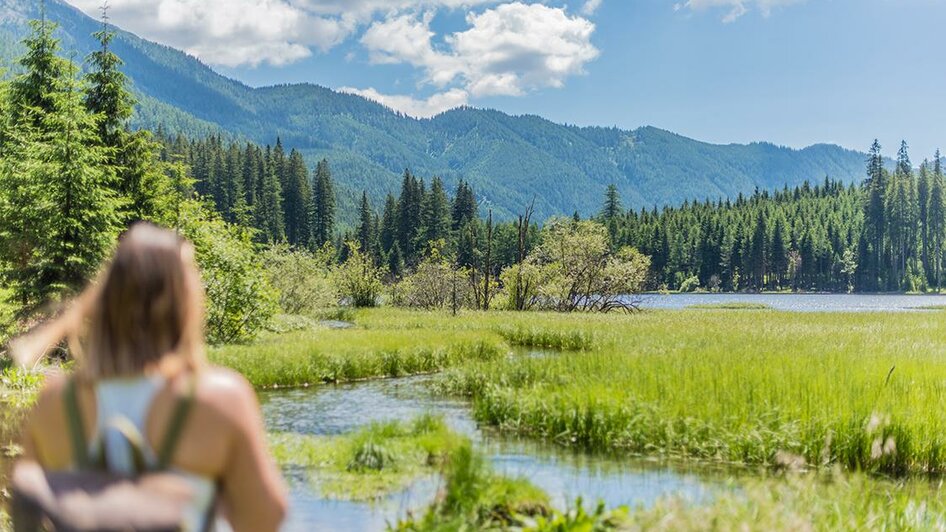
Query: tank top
88,376,218,531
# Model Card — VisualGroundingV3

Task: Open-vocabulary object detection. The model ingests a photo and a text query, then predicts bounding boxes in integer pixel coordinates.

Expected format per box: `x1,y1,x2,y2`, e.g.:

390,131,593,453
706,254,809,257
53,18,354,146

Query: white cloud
676,0,803,22
67,0,350,67
340,87,469,117
360,2,599,97
581,0,602,15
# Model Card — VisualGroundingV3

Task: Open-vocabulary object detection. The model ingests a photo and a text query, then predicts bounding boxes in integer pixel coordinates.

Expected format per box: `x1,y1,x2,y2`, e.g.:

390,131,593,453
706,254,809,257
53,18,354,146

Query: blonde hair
12,223,206,379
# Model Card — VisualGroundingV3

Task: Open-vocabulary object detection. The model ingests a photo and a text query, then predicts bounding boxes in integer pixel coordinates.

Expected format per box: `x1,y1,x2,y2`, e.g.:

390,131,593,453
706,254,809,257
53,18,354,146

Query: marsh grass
210,326,508,388
424,309,946,476
626,470,946,530
268,415,464,500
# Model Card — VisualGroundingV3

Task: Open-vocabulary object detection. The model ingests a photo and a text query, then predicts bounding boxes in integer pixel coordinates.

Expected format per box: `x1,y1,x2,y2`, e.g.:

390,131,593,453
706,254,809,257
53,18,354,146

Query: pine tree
2,59,122,306
254,153,284,243
862,139,886,290
379,193,398,254
312,158,335,247
396,169,421,262
357,191,374,255
9,18,67,124
451,180,477,230
918,161,931,282
930,150,945,290
420,176,450,249
283,149,312,247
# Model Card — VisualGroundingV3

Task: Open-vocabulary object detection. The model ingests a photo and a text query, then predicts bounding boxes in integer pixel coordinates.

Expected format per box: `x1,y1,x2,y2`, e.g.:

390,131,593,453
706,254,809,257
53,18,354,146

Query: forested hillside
0,0,870,220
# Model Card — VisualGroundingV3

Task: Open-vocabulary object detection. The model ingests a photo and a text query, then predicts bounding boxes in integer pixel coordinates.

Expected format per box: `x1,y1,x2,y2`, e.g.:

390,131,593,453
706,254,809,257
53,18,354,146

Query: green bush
179,201,277,344
261,243,336,314
332,242,385,308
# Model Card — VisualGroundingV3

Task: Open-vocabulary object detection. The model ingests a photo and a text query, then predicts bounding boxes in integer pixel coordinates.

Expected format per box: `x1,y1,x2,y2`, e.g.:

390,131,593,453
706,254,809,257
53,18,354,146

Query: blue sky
67,0,946,158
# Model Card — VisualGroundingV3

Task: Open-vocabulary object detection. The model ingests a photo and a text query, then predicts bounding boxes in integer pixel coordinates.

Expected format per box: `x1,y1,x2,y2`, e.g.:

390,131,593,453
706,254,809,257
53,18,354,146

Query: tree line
601,141,945,293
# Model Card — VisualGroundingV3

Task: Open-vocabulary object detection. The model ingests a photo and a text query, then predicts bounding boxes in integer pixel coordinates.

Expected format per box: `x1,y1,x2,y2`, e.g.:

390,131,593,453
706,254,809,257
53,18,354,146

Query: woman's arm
212,372,288,532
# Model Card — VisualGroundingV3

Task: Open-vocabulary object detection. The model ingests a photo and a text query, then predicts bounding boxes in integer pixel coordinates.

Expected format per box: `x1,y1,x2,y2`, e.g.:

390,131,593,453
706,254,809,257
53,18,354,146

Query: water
637,293,946,312
261,377,720,531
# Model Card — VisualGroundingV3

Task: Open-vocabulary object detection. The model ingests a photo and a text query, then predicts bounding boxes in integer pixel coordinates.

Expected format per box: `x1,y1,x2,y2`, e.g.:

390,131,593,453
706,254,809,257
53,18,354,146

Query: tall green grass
434,310,946,476
210,326,507,388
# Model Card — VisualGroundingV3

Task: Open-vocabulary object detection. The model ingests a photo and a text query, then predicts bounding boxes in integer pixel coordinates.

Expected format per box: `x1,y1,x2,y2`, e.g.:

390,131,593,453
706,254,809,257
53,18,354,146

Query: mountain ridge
0,0,872,220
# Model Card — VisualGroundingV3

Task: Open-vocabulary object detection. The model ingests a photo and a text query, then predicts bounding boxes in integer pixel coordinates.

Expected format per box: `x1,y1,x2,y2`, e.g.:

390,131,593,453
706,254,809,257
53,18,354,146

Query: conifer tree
451,180,477,230
312,158,335,247
930,151,945,289
379,193,398,254
420,176,450,248
2,58,122,306
254,153,284,243
356,191,376,257
283,149,312,247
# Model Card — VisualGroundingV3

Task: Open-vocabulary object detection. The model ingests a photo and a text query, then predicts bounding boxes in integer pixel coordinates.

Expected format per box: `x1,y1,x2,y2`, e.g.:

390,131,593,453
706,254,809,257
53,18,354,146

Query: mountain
0,0,871,221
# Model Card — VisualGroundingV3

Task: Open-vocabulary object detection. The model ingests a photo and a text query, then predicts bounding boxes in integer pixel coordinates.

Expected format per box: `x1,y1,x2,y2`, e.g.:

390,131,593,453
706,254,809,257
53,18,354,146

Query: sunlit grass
432,309,946,475
209,324,508,388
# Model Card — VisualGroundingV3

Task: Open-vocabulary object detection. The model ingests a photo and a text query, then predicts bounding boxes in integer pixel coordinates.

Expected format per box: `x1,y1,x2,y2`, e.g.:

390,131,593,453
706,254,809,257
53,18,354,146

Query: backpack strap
64,378,90,470
157,374,196,470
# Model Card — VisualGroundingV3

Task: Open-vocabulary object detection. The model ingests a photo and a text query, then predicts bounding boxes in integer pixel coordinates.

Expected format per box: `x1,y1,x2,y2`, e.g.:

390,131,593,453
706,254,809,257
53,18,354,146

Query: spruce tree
312,158,335,247
420,176,450,249
930,150,945,289
357,191,374,255
379,193,398,254
3,59,122,306
451,180,477,230
254,153,285,243
283,149,312,247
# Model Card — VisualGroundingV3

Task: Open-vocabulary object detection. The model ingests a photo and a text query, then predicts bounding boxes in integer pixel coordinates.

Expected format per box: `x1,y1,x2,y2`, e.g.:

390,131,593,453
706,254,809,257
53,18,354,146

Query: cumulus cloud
360,3,599,97
675,0,804,23
67,0,350,67
340,87,470,117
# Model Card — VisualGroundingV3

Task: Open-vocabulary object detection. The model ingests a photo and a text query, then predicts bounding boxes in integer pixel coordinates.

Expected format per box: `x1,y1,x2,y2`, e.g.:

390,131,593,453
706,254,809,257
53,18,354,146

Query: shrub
261,243,336,314
179,201,277,344
332,242,385,308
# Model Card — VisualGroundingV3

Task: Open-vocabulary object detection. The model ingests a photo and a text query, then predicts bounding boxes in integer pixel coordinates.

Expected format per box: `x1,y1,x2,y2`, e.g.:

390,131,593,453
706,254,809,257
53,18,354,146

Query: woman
11,223,287,531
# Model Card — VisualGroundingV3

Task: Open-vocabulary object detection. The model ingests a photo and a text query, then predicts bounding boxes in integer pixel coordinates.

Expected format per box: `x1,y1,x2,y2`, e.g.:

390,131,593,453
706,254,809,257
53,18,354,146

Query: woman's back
20,365,287,532
12,224,287,532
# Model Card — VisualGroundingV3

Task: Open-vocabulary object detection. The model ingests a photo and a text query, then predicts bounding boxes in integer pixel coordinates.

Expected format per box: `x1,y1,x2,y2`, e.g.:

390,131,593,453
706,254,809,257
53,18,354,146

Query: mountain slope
0,0,871,220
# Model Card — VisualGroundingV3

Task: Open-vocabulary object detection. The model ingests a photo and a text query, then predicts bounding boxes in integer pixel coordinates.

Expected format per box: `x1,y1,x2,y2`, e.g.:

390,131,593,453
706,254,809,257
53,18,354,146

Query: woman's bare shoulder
190,367,259,421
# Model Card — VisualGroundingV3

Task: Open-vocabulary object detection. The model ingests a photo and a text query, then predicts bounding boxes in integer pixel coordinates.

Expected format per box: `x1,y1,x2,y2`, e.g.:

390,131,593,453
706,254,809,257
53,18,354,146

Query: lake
636,293,946,312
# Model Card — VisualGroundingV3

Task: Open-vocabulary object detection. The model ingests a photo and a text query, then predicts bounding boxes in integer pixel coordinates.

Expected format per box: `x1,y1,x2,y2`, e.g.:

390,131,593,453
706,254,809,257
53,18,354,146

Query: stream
261,376,725,531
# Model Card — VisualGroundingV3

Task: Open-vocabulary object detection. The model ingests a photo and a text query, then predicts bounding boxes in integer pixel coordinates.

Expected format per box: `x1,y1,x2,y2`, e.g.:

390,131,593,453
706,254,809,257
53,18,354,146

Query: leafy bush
392,247,474,310
332,242,385,308
261,243,336,314
679,275,701,293
179,201,277,344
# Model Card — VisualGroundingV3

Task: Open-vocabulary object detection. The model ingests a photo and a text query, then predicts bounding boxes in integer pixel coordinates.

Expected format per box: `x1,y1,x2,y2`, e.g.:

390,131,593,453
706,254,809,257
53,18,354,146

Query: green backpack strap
157,374,197,470
64,378,90,470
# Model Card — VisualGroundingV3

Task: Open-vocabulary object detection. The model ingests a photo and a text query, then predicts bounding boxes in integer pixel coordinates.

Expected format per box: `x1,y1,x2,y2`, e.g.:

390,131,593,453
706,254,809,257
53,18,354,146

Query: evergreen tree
396,169,422,262
379,193,398,254
451,180,477,230
930,151,945,289
283,149,312,247
862,140,887,290
0,58,122,307
357,191,374,255
254,153,284,243
312,158,335,247
9,18,67,124
420,176,451,249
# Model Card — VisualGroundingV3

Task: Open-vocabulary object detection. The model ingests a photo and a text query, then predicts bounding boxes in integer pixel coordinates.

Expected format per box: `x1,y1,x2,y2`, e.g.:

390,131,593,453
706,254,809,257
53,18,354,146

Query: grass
412,308,946,476
210,324,508,388
269,415,464,500
625,470,946,531
687,302,772,310
0,365,42,528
